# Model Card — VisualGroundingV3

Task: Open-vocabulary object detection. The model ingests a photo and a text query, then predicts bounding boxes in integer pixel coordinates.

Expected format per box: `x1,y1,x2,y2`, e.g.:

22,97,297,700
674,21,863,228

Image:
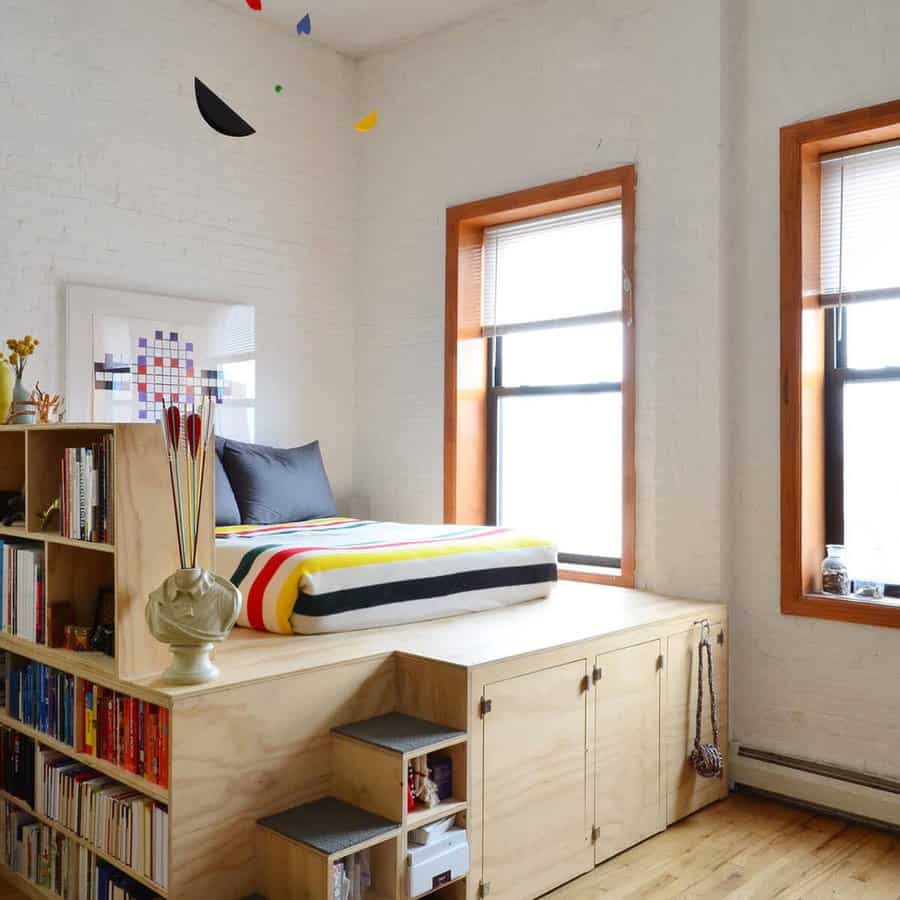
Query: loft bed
213,436,558,635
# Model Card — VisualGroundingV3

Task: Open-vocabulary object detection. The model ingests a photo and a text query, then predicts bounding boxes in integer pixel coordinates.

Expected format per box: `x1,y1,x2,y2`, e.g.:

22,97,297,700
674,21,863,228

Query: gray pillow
222,439,337,525
214,436,241,527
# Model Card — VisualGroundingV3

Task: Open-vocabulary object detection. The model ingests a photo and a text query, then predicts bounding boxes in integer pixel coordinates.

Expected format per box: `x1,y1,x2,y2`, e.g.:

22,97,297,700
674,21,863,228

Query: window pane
843,380,900,583
497,392,622,559
216,403,255,442
500,323,623,387
222,359,256,401
845,301,900,369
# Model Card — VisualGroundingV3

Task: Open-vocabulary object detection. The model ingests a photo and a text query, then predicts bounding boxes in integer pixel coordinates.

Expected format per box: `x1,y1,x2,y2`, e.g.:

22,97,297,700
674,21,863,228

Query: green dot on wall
274,84,284,93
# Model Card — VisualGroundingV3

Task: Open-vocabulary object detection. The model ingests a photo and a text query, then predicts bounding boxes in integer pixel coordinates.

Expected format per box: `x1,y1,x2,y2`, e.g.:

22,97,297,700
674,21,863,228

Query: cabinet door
594,640,665,863
664,622,729,824
481,659,592,900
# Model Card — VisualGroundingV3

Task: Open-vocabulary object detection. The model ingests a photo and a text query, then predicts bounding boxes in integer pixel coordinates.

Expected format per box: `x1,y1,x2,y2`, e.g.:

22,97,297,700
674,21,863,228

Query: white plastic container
407,828,469,898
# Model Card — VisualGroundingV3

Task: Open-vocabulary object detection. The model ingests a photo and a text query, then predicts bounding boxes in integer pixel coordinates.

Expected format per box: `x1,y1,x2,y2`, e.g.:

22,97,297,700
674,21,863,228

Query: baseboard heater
733,745,900,831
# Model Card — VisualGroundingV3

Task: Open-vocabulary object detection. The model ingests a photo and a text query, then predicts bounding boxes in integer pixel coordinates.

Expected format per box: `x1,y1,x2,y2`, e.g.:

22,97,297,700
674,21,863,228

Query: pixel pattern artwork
94,329,226,422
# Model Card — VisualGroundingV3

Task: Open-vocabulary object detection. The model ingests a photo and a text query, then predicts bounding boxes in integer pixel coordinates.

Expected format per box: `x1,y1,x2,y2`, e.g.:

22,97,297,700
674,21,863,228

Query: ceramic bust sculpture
146,566,241,684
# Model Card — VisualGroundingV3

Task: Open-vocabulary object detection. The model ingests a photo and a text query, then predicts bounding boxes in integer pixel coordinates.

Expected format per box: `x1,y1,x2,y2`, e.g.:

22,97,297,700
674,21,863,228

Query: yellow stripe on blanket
271,534,552,633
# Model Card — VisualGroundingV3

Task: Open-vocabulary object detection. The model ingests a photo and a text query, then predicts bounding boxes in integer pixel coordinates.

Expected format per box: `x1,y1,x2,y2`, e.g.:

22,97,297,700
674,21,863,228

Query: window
483,205,626,568
780,98,900,628
209,304,256,442
445,168,635,586
822,142,900,595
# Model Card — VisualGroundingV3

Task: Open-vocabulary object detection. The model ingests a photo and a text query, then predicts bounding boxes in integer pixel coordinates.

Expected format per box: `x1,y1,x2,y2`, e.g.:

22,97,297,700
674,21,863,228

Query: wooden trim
780,99,900,629
444,168,636,586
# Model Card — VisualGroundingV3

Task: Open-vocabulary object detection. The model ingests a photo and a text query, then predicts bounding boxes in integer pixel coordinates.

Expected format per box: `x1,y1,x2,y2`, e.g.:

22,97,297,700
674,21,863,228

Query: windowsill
783,591,900,629
559,563,631,588
805,590,900,607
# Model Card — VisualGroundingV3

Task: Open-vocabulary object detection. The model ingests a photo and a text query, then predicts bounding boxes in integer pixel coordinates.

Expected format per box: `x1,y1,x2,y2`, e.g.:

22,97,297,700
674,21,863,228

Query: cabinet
664,621,729,824
480,659,592,900
593,640,665,863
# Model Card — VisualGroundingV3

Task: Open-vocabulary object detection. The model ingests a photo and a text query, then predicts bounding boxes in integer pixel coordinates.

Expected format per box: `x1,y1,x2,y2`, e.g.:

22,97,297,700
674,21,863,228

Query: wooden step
331,712,466,756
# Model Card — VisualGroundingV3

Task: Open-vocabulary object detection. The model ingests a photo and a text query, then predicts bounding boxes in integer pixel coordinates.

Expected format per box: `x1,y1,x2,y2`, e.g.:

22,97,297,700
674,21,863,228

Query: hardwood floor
1,793,898,899
554,792,900,899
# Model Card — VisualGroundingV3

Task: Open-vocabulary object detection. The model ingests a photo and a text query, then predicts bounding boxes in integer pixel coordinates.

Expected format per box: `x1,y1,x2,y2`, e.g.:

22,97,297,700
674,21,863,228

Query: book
79,683,168,787
0,541,45,642
60,435,114,543
8,661,75,745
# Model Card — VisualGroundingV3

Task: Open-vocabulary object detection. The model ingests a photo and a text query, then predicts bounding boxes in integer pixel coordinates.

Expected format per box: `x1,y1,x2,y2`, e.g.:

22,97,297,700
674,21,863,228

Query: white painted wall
354,0,900,781
723,0,900,780
0,0,358,501
354,0,725,601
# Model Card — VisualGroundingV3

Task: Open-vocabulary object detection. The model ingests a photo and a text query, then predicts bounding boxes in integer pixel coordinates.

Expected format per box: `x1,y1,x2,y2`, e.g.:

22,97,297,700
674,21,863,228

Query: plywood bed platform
136,580,718,698
131,580,727,900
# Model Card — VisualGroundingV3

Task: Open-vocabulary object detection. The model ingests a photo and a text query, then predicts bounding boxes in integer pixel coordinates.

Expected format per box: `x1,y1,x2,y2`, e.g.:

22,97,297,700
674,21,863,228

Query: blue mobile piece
297,13,311,35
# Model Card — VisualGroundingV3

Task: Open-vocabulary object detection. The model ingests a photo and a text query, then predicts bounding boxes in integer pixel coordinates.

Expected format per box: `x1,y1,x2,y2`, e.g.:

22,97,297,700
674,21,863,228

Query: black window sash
486,333,623,569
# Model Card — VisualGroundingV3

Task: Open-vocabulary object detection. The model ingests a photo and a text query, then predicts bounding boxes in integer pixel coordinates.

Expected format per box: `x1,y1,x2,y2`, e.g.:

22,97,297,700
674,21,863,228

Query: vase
0,366,12,425
11,375,35,425
146,567,242,684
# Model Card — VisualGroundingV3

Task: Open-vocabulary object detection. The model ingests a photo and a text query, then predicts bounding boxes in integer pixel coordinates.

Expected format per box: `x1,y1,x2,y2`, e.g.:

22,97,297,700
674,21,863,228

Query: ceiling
214,0,509,58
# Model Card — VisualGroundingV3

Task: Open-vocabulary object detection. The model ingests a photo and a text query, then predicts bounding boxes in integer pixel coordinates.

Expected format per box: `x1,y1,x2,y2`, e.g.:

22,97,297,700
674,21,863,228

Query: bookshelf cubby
256,712,470,899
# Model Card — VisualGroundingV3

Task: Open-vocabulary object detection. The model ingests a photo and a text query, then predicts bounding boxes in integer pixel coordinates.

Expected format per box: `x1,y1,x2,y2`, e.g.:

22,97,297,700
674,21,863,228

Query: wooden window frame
444,167,636,587
781,98,900,628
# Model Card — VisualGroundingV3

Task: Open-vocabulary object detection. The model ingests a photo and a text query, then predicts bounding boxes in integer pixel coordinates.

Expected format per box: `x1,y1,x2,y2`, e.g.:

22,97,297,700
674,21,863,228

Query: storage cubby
0,429,25,496
256,797,399,900
331,713,468,828
25,426,115,541
45,541,115,648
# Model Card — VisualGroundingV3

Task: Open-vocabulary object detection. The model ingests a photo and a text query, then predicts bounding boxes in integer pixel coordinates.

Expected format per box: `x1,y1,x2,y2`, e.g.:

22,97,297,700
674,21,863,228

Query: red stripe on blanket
244,527,511,629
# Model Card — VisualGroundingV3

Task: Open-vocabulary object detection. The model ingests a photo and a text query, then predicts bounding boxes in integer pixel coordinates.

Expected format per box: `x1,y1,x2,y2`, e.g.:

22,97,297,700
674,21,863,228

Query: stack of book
60,435,114,543
37,749,169,889
0,539,45,642
0,726,36,806
8,660,76,746
79,850,161,900
0,800,79,899
81,683,169,788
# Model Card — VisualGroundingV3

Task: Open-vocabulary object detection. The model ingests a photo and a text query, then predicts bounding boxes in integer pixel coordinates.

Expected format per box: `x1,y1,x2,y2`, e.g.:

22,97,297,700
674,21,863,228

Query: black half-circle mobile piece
194,77,256,138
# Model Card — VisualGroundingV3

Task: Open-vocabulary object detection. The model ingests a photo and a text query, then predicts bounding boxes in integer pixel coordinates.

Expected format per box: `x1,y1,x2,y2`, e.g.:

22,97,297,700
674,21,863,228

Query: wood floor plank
553,793,900,900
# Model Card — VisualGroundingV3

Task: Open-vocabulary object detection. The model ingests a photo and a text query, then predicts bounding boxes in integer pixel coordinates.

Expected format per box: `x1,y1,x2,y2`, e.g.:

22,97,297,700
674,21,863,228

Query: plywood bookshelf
0,423,213,680
0,422,212,900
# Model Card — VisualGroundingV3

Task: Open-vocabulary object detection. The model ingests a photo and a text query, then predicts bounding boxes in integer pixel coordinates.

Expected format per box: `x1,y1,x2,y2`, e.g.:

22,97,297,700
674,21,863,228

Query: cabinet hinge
656,654,664,671
592,664,602,684
581,674,590,693
480,697,492,717
591,825,598,843
717,629,724,645
479,880,491,897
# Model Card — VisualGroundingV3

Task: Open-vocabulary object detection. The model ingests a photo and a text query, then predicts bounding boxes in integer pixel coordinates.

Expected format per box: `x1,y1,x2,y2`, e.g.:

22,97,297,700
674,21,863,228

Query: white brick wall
354,0,724,601
0,0,359,502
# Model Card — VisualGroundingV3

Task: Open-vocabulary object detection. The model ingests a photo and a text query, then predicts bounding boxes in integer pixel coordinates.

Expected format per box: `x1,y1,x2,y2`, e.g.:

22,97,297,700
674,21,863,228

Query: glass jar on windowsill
821,544,850,596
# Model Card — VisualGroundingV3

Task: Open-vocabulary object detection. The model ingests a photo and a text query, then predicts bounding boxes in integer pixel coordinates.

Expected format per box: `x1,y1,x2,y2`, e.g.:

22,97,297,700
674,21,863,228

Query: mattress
216,518,557,634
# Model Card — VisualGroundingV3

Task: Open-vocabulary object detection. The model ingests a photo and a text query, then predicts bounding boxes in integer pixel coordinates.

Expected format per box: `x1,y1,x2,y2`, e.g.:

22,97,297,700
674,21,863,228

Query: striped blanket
216,518,558,635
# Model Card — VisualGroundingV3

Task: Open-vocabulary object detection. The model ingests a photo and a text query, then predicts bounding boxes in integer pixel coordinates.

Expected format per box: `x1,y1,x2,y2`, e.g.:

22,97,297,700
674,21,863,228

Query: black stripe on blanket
293,563,558,617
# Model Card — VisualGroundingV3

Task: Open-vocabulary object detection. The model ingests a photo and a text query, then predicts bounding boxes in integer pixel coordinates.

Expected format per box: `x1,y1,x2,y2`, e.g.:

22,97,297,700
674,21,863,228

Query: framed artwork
65,285,255,440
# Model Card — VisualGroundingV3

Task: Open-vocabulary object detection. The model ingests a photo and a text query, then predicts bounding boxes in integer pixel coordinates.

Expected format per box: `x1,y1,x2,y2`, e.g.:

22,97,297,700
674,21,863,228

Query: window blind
820,140,900,307
211,304,255,359
481,201,623,335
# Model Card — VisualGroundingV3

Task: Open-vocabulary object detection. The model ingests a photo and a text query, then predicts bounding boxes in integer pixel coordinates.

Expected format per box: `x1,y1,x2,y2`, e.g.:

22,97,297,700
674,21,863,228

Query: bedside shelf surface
258,797,397,857
332,713,466,755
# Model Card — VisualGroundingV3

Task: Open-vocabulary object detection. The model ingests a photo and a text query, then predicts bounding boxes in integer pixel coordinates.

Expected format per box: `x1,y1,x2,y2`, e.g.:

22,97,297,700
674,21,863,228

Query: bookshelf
0,422,208,900
0,423,213,680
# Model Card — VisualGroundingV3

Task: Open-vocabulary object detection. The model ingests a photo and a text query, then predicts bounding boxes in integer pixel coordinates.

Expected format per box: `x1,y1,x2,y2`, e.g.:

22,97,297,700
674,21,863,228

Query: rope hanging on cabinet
689,619,724,779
